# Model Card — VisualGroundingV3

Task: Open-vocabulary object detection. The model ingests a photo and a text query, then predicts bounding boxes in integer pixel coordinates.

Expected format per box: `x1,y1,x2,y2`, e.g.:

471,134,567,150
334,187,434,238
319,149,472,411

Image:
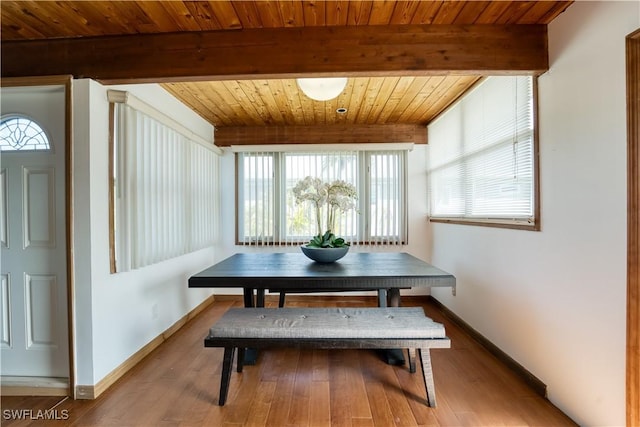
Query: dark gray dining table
189,251,456,363
189,251,455,304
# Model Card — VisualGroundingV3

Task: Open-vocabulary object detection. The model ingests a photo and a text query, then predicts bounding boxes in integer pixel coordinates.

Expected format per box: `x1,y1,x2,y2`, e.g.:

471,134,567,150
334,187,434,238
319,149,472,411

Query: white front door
0,86,69,379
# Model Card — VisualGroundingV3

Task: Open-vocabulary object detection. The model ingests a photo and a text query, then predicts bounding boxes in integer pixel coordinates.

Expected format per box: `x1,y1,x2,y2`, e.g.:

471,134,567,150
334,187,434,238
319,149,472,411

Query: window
427,76,538,229
109,91,221,272
0,115,51,151
236,147,408,245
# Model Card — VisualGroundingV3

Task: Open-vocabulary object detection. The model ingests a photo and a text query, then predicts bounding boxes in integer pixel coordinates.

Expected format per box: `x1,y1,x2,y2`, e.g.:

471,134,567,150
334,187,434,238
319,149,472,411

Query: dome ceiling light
296,77,348,101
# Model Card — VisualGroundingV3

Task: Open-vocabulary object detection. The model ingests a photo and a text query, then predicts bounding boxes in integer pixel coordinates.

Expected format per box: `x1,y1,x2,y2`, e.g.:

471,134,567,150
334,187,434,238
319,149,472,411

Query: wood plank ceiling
1,1,573,145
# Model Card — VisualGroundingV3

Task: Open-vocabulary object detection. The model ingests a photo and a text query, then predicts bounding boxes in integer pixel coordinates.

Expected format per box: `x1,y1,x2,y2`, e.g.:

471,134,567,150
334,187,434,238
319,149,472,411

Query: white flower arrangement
292,176,357,248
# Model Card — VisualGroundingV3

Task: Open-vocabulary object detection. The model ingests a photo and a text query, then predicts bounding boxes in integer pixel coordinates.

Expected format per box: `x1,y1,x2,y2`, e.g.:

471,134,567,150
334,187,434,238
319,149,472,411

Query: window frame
235,148,409,246
427,77,540,231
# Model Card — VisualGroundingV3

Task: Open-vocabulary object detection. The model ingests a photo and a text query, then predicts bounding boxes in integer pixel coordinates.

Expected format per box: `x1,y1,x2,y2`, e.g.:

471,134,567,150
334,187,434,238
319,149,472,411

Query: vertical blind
284,151,359,243
238,152,275,246
236,148,407,246
112,100,220,272
367,151,407,245
427,76,535,224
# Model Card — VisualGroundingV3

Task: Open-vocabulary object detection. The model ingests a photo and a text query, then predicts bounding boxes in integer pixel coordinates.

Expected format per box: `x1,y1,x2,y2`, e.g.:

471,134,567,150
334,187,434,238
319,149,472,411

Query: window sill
429,217,539,231
236,240,407,246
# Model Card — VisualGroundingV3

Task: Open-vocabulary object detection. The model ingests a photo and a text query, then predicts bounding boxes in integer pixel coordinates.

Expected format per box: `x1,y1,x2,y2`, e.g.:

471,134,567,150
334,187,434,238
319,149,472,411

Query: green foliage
306,230,349,248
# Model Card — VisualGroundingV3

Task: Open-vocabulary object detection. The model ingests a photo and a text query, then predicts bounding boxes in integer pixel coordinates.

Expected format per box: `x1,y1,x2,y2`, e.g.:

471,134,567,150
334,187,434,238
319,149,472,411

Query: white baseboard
74,294,216,400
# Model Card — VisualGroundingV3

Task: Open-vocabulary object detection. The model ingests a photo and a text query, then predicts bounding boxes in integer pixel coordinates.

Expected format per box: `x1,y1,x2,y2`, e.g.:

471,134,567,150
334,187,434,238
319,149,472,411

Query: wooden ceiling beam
214,124,427,146
1,24,548,83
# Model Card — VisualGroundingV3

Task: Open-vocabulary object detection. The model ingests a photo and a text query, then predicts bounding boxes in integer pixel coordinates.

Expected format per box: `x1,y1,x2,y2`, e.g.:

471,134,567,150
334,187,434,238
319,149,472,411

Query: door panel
25,274,58,349
1,169,7,247
1,274,10,348
23,167,55,248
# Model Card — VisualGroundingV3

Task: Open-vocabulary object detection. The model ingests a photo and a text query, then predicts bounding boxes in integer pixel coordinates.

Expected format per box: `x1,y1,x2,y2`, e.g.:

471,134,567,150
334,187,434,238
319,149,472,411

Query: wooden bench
204,307,450,407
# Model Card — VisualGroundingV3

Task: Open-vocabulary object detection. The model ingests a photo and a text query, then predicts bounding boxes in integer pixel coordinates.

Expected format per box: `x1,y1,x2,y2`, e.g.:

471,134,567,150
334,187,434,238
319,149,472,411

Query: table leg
243,288,255,308
242,287,259,365
377,289,388,307
256,289,265,307
382,349,406,365
388,288,401,307
378,288,405,366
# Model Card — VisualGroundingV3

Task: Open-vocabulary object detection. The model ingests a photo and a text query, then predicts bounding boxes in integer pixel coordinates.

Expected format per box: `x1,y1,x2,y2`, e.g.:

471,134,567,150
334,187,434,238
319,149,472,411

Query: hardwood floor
1,296,576,426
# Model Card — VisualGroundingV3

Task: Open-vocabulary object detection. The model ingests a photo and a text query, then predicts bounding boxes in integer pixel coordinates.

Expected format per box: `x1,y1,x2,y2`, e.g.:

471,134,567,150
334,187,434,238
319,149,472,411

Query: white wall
72,81,223,386
215,144,433,296
429,2,638,425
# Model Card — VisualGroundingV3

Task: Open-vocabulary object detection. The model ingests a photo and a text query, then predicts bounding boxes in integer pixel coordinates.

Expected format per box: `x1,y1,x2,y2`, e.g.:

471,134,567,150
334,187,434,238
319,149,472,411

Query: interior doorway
0,77,74,397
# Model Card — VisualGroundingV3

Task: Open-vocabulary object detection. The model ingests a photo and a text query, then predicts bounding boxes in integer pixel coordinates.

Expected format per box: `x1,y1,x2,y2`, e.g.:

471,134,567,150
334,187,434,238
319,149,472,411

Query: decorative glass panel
0,115,51,152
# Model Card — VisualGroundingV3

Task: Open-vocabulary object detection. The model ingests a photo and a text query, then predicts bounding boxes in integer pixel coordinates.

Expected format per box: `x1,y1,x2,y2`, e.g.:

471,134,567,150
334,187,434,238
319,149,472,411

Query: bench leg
407,348,417,373
278,292,286,308
418,348,437,407
219,347,235,406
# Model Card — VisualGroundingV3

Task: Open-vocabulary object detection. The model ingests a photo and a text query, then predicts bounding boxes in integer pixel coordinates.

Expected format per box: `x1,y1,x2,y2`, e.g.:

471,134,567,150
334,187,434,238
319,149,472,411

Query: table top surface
188,252,456,290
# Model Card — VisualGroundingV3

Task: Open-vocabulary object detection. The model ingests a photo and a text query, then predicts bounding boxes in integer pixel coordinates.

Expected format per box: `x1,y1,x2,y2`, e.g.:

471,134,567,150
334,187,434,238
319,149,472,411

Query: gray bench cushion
209,307,446,340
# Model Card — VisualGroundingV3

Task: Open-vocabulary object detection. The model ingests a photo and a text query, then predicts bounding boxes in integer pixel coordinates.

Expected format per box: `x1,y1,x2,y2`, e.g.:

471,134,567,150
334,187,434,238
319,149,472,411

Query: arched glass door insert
0,115,51,152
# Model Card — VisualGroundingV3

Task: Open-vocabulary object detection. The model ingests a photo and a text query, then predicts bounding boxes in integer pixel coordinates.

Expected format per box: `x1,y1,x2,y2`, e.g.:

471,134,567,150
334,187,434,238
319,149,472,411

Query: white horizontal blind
113,103,219,272
428,76,535,223
237,149,407,246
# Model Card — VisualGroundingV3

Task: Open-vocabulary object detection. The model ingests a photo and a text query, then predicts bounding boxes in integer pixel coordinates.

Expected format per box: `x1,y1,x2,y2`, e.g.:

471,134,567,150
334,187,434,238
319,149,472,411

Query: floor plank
1,296,576,427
